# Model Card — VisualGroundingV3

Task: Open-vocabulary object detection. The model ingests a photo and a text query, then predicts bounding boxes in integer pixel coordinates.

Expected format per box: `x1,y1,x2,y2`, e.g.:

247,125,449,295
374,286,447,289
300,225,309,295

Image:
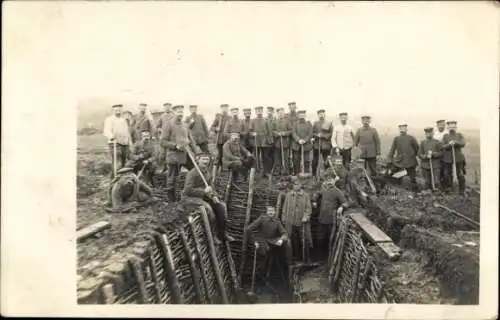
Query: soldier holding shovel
418,127,443,192
273,107,292,176
441,121,466,195
291,110,314,177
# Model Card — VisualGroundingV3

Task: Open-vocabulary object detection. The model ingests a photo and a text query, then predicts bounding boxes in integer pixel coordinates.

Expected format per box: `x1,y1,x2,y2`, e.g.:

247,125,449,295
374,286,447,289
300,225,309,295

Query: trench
77,169,479,304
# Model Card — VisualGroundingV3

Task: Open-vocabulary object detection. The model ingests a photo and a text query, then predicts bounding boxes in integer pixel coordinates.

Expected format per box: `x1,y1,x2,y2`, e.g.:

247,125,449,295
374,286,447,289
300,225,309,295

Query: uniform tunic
266,116,276,145
222,140,251,170
129,140,156,168
185,113,209,145
312,119,333,151
285,111,298,126
210,113,231,145
160,117,198,165
291,119,314,152
354,126,381,159
273,117,292,148
223,116,242,141
418,138,443,169
281,191,313,247
433,129,448,142
134,113,154,139
249,116,272,148
156,112,174,133
240,117,253,147
181,167,212,199
317,184,349,225
441,132,466,164
247,215,290,258
387,134,419,169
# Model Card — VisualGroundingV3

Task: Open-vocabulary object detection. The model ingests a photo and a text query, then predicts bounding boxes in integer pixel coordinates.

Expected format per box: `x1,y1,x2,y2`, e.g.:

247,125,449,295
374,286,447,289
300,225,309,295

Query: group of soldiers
101,100,469,276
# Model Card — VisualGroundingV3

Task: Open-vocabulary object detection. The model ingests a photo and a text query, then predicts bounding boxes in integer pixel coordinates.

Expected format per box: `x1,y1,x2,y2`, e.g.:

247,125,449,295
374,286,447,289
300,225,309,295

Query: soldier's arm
456,133,466,147
411,136,419,154
350,127,356,143
285,119,292,135
418,141,426,160
387,137,396,161
187,131,200,154
240,145,251,156
222,120,231,141
331,126,338,148
156,117,163,130
201,116,209,137
103,117,113,140
277,221,288,240
129,144,143,161
304,121,314,141
354,128,360,146
183,170,206,198
291,123,301,142
337,189,349,208
433,141,443,158
441,134,452,149
373,128,381,155
223,142,238,161
160,126,177,150
210,114,220,132
324,122,334,140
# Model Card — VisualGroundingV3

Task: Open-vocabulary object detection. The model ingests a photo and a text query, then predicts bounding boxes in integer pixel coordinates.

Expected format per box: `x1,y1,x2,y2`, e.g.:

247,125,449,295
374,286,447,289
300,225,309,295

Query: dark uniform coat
285,111,298,126
129,139,155,167
281,191,313,247
222,140,251,170
317,183,349,225
223,116,242,141
210,113,231,145
266,116,276,145
185,113,209,145
354,126,381,159
240,117,253,147
160,117,198,165
387,134,419,169
181,167,212,199
291,119,314,152
156,112,173,132
418,138,443,169
273,117,292,148
441,132,466,164
249,116,272,148
134,113,154,138
312,119,333,151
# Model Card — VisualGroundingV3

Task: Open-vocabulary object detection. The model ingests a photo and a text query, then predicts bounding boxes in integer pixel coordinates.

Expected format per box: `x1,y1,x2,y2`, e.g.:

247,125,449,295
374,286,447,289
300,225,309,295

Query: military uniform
127,137,156,184
433,120,448,187
108,167,155,211
155,106,174,171
185,108,210,153
281,189,312,261
160,108,199,202
222,138,254,179
240,108,253,153
103,104,133,178
312,111,333,176
291,113,314,175
265,107,276,174
419,128,443,191
387,127,419,183
249,107,273,175
223,111,242,142
272,111,292,175
354,119,381,176
210,106,231,167
133,110,154,142
441,123,466,193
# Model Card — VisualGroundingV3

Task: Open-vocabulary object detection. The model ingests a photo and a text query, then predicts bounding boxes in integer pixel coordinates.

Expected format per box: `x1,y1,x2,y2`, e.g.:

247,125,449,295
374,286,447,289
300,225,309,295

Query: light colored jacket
103,115,132,145
332,123,355,150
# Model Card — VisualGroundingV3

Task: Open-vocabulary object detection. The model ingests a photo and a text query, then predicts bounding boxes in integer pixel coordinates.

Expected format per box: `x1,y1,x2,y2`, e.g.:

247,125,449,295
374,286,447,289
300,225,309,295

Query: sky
5,1,499,128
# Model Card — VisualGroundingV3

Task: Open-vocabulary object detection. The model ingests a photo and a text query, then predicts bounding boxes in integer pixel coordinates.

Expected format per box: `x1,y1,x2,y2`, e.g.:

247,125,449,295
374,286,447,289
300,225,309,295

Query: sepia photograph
2,1,498,318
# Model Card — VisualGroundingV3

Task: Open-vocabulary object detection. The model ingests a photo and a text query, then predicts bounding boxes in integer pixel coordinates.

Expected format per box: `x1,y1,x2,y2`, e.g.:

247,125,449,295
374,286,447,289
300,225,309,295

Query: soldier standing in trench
103,104,133,178
249,106,272,177
155,102,173,174
332,112,355,169
272,107,292,176
354,115,381,177
291,110,314,175
240,108,253,153
223,107,242,146
312,109,333,176
418,127,443,192
210,104,231,169
127,129,156,185
386,123,419,187
160,104,199,202
266,107,277,175
185,104,210,153
433,119,448,188
441,121,467,195
133,103,155,143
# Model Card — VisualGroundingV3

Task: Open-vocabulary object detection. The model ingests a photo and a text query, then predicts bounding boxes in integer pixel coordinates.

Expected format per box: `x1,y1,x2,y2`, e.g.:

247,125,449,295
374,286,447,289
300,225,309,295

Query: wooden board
377,242,402,261
348,212,392,243
77,221,111,242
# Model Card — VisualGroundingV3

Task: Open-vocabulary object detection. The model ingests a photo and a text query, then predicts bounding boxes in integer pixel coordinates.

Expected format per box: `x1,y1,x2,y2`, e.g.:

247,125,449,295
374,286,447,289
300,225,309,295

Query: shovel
362,159,377,193
428,151,436,191
433,202,479,228
246,244,259,302
113,139,117,177
280,135,286,176
298,144,312,178
451,146,459,192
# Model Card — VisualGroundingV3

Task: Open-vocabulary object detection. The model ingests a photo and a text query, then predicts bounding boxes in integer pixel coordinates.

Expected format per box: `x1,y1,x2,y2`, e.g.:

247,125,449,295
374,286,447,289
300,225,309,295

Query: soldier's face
266,207,276,217
362,118,370,126
141,132,151,141
298,113,305,120
448,124,457,132
175,108,184,118
256,110,263,116
318,112,325,120
221,107,229,114
425,132,433,139
139,105,146,112
267,111,273,117
198,156,210,167
437,123,445,131
244,111,251,118
230,134,239,142
340,115,347,122
289,104,296,111
190,107,197,114
114,107,122,116
231,110,238,117
164,105,171,112
277,110,284,117
398,126,408,134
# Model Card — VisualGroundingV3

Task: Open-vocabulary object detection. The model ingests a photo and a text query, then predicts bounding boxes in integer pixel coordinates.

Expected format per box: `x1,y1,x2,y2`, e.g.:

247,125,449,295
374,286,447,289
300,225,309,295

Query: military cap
361,115,371,119
163,102,172,106
255,106,264,110
424,127,434,132
231,107,239,111
288,101,296,106
172,104,184,110
117,167,134,174
398,123,408,127
112,104,123,108
339,112,348,116
317,109,326,114
436,119,446,124
446,120,457,125
189,104,198,108
139,103,147,106
267,106,274,111
297,110,306,114
242,108,251,112
276,107,284,112
220,104,229,108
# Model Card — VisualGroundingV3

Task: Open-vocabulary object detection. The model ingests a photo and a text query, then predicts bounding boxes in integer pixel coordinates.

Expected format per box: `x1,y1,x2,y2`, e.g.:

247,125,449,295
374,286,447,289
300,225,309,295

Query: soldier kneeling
222,132,255,180
181,152,235,244
246,206,293,280
106,167,157,213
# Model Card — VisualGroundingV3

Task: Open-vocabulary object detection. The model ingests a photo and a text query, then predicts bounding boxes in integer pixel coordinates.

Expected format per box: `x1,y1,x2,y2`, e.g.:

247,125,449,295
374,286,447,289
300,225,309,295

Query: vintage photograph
73,2,485,307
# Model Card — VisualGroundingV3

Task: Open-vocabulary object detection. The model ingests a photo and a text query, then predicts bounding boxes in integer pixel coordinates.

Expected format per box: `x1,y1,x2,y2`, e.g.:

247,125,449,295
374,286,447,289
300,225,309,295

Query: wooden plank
348,212,392,243
377,242,402,261
77,221,111,242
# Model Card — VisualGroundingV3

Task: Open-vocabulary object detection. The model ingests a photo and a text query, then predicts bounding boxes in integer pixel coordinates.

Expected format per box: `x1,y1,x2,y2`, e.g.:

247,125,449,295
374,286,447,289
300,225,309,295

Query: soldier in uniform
160,104,199,202
240,108,253,153
223,107,242,142
107,167,157,212
272,107,292,176
312,109,333,176
441,121,466,195
291,110,314,175
354,115,381,177
249,106,272,176
314,177,350,260
266,107,277,174
185,104,210,153
246,206,292,279
286,101,299,125
155,102,173,173
387,124,419,185
332,112,355,169
181,152,235,243
418,127,443,191
127,129,156,185
433,119,448,187
222,133,255,180
103,104,133,178
133,103,154,142
281,182,313,262
210,104,231,168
